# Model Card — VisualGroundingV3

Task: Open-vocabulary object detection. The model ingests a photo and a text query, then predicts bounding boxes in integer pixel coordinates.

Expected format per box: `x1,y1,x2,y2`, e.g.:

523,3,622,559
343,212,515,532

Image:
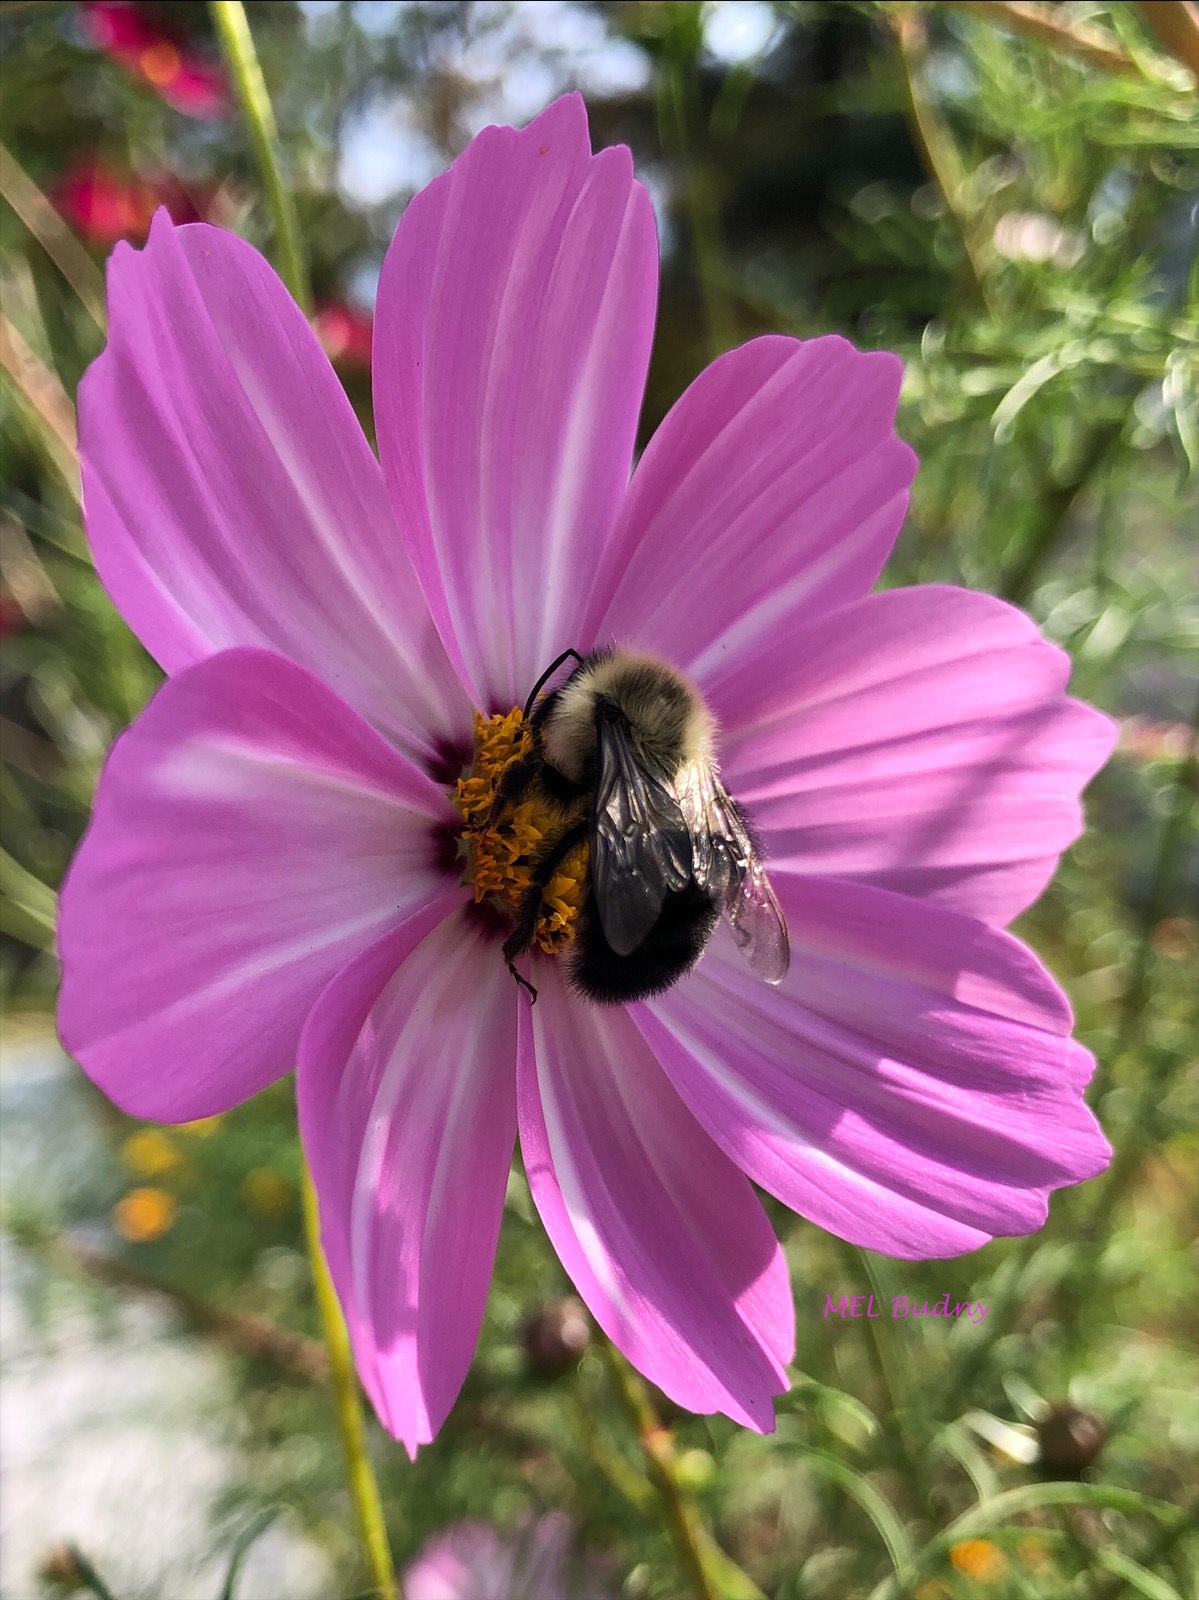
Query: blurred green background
1,2,1196,1598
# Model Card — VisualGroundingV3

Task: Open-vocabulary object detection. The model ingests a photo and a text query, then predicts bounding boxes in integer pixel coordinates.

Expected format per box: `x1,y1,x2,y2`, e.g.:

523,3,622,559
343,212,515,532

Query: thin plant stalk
209,7,397,1596
889,7,996,315
300,1172,399,1600
0,142,107,330
210,0,311,313
945,1,1142,78
1134,0,1199,82
1081,723,1198,1218
599,1339,752,1600
0,310,81,494
655,10,734,361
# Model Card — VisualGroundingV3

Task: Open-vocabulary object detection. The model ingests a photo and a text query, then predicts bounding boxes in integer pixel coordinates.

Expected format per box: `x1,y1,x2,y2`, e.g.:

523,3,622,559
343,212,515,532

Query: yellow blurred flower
120,1128,180,1177
950,1539,1008,1582
241,1167,293,1220
914,1584,949,1600
179,1114,224,1137
112,1186,177,1242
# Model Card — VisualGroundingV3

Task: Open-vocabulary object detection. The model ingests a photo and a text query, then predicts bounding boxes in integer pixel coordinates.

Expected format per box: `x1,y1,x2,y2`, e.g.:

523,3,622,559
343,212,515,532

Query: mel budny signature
823,1294,990,1323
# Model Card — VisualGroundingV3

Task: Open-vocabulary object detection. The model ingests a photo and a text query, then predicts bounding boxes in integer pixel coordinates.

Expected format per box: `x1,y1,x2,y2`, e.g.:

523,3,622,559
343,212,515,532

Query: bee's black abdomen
569,884,719,1004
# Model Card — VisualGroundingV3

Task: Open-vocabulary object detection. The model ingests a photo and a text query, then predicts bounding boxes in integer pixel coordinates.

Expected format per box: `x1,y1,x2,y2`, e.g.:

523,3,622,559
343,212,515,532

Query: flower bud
1036,1403,1108,1474
522,1296,591,1374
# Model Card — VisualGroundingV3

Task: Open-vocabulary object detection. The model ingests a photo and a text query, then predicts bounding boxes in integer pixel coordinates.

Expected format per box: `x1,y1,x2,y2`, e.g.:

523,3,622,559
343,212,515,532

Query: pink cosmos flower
58,94,1115,1454
403,1513,612,1600
79,2,228,119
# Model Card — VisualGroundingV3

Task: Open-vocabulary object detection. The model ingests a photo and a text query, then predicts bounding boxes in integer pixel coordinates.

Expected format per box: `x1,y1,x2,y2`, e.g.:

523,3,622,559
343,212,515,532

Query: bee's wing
592,711,692,957
724,850,790,983
676,761,790,984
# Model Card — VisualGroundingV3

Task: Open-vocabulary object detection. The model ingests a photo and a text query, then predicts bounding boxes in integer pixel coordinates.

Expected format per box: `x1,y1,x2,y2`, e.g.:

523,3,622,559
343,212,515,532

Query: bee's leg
502,819,589,1001
461,756,540,834
490,756,539,814
506,961,538,1004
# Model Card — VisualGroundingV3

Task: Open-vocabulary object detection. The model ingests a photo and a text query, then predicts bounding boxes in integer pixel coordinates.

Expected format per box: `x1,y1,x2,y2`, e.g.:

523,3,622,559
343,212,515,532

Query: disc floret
453,709,587,955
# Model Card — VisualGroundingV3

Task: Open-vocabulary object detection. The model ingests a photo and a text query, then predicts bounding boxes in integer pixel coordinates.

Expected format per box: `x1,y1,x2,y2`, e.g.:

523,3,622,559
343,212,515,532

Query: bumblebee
497,648,789,1003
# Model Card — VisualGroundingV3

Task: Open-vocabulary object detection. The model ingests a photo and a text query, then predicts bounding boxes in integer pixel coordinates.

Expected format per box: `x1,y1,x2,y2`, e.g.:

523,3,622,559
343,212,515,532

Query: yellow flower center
452,708,588,956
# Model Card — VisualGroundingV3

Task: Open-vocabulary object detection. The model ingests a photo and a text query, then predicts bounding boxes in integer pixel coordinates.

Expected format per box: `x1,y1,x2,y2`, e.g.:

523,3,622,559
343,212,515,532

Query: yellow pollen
452,709,588,956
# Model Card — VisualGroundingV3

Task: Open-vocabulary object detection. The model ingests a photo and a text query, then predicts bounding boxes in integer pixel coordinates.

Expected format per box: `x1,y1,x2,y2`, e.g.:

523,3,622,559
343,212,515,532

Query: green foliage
1,3,1196,1597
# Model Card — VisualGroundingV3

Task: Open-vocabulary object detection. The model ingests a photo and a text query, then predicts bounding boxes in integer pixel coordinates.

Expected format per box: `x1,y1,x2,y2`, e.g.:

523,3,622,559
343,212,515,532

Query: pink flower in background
79,2,228,118
404,1514,612,1600
55,159,207,248
58,94,1115,1454
313,300,374,370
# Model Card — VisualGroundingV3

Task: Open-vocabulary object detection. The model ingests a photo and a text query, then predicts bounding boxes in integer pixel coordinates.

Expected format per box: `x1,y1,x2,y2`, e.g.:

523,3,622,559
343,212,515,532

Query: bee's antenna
523,648,584,720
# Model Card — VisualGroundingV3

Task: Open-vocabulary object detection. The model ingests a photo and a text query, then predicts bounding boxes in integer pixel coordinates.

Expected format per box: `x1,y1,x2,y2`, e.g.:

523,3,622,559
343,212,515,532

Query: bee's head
540,650,713,783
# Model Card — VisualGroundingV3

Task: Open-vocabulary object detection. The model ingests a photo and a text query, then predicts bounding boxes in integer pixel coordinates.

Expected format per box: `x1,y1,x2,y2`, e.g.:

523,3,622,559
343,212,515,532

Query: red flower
313,302,374,370
55,160,207,247
79,2,228,119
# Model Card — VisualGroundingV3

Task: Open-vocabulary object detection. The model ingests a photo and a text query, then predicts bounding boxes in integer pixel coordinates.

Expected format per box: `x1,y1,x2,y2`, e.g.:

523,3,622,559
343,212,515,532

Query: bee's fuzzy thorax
542,650,714,783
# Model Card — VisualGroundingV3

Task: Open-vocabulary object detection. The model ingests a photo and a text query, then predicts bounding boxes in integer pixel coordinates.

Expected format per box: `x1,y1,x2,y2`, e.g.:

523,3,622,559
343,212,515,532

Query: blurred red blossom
79,2,228,118
313,301,374,370
55,160,208,247
0,588,25,640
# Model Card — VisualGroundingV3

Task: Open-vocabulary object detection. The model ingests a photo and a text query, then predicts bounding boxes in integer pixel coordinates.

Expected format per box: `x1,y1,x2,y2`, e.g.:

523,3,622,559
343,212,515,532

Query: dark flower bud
522,1296,591,1374
37,1544,85,1587
1036,1403,1109,1475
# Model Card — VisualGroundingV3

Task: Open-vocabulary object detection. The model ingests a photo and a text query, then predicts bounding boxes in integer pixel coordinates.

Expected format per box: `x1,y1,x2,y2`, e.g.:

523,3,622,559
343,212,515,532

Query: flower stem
210,8,394,1593
209,0,311,313
599,1340,761,1600
301,1170,399,1600
889,7,996,315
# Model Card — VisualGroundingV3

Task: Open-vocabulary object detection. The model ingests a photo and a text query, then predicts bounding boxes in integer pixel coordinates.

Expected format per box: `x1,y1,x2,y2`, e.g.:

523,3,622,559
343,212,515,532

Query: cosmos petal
517,967,794,1430
402,1514,577,1600
298,907,519,1455
79,210,468,767
374,92,659,709
719,586,1117,925
588,334,916,682
58,649,453,1122
636,873,1111,1259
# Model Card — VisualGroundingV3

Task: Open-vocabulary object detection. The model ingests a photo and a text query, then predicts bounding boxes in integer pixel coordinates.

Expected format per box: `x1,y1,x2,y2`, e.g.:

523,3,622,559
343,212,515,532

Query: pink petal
517,967,793,1430
636,874,1111,1260
58,649,454,1122
374,93,659,709
718,586,1116,926
298,907,518,1455
79,210,469,767
588,335,916,678
403,1522,511,1600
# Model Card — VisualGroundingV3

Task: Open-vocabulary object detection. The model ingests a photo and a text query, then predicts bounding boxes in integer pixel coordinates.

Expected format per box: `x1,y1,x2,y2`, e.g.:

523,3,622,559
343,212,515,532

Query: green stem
890,7,996,315
302,1171,399,1600
999,399,1136,605
600,1340,746,1600
1082,727,1198,1217
836,1243,929,1504
1087,1494,1199,1600
210,0,311,313
656,11,733,360
868,1482,1184,1600
0,142,106,330
1044,719,1198,1356
210,8,395,1594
